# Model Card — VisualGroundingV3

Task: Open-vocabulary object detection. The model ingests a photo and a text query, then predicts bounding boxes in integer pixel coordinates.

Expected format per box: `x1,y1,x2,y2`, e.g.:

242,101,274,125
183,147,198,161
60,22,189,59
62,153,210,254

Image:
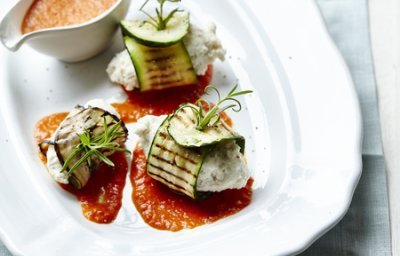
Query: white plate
0,0,362,255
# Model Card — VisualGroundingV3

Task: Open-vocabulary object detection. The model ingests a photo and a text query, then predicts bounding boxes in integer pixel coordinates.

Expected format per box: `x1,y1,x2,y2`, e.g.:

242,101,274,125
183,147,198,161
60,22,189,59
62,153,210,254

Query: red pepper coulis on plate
113,65,214,123
131,148,253,231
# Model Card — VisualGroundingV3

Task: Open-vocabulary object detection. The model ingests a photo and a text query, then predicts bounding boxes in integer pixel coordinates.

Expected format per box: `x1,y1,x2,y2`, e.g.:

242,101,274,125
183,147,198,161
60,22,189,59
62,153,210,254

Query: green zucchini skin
146,117,209,199
167,104,245,153
146,106,247,199
120,12,190,48
123,36,197,92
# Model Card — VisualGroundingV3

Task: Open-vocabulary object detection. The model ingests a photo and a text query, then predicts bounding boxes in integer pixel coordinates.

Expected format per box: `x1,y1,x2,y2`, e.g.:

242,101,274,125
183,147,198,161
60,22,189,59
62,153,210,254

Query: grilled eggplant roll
40,100,128,189
143,104,249,200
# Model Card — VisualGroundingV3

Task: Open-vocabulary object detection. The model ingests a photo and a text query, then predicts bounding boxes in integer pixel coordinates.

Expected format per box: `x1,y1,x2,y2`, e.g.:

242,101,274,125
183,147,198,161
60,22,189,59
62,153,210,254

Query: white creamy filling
129,114,168,156
131,115,249,192
47,143,68,184
196,140,249,192
85,99,120,118
183,23,226,76
106,22,226,91
46,99,119,184
106,50,138,91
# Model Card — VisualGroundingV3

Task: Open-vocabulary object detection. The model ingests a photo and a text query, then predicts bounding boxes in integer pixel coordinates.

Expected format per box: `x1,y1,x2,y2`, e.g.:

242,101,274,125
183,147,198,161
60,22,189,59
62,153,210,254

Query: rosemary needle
61,117,129,175
139,0,182,30
175,85,253,131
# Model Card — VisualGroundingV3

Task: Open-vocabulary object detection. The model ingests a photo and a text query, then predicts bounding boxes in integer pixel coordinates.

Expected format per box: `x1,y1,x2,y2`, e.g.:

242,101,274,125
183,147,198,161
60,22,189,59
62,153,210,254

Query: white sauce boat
0,0,131,62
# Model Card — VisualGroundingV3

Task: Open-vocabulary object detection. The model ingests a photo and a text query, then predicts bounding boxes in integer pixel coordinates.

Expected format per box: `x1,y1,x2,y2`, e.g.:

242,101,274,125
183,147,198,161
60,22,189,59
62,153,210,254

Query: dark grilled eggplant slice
52,106,128,189
38,140,54,156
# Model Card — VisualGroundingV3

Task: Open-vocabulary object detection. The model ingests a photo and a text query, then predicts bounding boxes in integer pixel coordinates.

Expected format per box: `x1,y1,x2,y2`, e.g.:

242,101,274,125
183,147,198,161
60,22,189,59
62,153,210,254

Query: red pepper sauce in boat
34,113,128,224
22,0,118,34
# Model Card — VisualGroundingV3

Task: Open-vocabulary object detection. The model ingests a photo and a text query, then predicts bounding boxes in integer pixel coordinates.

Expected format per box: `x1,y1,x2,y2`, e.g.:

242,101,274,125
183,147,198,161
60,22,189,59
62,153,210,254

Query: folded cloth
369,0,400,254
0,245,10,256
300,0,391,255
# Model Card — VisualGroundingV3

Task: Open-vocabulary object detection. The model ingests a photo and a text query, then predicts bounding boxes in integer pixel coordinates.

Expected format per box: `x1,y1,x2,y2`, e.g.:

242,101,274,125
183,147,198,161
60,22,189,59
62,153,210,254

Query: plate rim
231,0,363,254
268,0,362,255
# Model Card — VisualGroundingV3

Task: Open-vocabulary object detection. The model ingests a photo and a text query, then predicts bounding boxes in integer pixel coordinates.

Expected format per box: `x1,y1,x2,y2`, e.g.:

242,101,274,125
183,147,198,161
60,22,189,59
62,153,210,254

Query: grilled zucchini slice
146,118,210,199
167,103,245,153
121,12,190,47
123,36,197,92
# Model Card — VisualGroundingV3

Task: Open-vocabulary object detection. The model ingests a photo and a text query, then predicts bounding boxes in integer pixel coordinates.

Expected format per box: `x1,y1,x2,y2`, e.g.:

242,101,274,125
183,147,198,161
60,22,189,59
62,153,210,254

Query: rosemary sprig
61,118,129,175
178,85,252,131
139,0,182,30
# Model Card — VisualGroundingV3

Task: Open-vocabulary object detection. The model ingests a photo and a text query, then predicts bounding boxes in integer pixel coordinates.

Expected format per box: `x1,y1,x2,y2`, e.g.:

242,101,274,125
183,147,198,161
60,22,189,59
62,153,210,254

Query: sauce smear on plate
61,152,128,223
22,0,117,34
34,114,128,224
113,66,213,123
131,148,253,231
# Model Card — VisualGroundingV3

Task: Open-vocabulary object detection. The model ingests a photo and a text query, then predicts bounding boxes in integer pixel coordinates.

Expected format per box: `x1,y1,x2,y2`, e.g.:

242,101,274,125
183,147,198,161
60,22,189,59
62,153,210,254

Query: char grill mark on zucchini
147,118,206,199
148,162,192,184
148,172,189,195
173,112,195,127
146,65,173,72
167,103,245,152
153,143,198,165
149,153,196,176
123,36,197,92
144,54,173,63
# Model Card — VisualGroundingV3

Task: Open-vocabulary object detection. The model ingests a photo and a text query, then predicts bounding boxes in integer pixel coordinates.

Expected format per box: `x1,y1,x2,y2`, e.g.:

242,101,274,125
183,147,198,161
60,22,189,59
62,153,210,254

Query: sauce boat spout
0,0,34,51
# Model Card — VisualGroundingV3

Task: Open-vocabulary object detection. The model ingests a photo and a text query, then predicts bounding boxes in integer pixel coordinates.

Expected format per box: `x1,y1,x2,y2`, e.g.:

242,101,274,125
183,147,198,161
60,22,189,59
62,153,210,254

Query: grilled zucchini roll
40,100,128,189
107,1,226,92
140,85,252,199
134,111,249,200
146,117,209,199
119,0,198,92
123,36,197,92
121,11,197,92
